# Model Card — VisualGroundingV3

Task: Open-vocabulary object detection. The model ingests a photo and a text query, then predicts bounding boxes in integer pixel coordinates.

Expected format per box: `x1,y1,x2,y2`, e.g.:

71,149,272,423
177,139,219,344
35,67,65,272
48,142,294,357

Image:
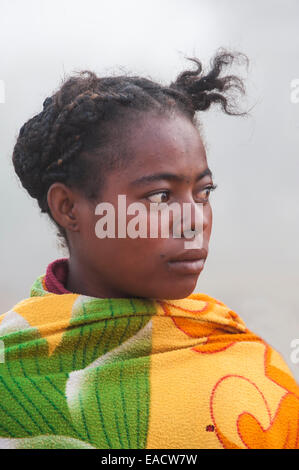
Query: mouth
167,248,207,275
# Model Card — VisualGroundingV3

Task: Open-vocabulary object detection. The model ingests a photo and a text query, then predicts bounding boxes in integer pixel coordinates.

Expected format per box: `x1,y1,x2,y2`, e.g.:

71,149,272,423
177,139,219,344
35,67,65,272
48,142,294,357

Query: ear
47,183,80,232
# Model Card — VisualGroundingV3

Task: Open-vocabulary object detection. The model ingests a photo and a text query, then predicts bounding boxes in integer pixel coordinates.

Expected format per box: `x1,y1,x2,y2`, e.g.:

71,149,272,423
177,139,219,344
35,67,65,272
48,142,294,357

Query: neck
66,255,129,299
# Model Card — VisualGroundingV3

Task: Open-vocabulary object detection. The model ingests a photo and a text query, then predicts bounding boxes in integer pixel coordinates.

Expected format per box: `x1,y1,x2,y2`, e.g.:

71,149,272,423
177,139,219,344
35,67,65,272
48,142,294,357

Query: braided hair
12,49,247,245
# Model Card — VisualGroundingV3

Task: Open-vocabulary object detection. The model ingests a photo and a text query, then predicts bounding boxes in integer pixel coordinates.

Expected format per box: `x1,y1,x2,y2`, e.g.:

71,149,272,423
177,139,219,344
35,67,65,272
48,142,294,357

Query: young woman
1,51,298,449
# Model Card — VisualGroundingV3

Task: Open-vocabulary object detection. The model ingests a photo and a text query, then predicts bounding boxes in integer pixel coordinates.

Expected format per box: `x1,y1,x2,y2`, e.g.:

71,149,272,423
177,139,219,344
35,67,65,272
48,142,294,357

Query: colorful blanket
0,274,298,449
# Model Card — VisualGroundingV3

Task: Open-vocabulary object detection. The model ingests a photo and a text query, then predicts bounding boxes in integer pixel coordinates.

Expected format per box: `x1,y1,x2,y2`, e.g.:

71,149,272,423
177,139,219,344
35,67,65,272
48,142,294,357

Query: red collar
44,258,71,294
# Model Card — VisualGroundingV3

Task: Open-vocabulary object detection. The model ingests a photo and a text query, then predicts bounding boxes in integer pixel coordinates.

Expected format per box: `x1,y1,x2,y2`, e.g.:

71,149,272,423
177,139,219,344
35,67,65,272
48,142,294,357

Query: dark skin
47,113,214,300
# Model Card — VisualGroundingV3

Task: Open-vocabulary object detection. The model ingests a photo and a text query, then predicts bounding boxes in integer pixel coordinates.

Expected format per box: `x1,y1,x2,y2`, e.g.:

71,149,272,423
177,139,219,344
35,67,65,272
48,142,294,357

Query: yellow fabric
147,294,299,448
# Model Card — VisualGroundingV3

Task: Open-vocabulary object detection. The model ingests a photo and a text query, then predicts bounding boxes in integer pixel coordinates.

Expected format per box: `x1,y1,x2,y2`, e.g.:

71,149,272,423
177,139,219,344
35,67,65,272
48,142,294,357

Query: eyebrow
130,168,213,186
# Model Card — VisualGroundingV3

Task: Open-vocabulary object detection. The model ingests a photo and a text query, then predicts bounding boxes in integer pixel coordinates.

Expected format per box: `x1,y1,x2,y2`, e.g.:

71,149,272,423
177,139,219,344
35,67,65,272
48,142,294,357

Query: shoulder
0,292,79,338
209,338,299,448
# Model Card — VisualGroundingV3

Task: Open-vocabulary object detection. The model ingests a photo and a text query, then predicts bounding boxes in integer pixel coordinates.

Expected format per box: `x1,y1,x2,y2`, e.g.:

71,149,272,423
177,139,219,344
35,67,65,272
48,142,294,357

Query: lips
168,248,207,263
167,248,207,275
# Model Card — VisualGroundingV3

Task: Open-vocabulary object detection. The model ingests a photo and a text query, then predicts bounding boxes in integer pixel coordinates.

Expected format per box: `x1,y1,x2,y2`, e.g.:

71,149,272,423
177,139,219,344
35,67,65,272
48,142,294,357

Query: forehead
120,113,207,180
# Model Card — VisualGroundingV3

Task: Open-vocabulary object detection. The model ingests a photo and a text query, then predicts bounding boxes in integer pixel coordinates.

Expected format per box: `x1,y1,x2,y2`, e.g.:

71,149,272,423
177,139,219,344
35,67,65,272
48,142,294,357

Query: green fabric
0,275,156,449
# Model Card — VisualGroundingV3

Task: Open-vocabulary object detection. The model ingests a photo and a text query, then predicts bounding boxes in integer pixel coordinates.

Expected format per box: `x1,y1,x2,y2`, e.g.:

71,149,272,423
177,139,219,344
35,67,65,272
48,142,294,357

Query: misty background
0,0,298,379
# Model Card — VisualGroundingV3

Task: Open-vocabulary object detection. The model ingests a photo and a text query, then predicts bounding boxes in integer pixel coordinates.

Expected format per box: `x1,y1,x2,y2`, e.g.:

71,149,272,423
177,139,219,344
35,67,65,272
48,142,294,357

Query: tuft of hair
12,49,248,244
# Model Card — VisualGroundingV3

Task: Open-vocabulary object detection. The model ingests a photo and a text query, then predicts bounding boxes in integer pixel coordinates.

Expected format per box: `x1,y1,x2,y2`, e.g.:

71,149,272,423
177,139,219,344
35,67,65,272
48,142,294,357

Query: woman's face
60,113,214,299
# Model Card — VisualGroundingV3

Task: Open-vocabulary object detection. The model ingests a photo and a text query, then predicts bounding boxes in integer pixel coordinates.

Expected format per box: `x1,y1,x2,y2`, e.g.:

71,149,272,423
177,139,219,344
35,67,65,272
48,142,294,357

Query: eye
196,184,217,202
147,191,170,204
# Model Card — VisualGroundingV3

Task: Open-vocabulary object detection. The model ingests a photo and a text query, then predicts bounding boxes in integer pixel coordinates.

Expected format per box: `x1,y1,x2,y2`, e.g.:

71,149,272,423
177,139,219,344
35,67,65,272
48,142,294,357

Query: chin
153,274,199,300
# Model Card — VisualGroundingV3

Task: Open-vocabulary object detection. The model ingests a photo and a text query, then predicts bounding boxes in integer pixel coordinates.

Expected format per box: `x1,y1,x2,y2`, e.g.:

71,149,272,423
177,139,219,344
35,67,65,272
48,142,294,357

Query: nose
171,199,208,240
